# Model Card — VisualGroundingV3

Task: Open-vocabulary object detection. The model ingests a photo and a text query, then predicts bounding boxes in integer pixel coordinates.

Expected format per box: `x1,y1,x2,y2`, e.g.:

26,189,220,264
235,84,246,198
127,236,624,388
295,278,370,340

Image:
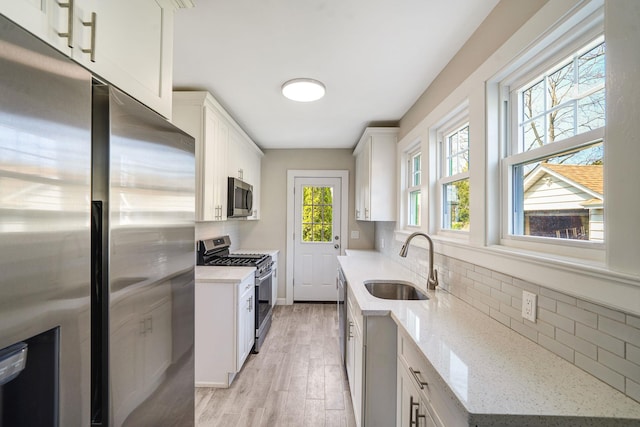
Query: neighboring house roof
524,163,603,200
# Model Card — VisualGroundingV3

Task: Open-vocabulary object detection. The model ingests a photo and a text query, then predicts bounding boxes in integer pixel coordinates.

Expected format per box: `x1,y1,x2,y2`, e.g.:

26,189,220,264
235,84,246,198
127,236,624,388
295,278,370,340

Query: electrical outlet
522,291,537,322
380,238,385,249
350,230,360,239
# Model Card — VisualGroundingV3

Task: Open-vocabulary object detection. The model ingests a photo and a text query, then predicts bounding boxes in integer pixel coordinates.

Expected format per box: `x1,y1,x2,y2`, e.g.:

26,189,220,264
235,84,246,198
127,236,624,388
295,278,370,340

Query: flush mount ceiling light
281,78,326,102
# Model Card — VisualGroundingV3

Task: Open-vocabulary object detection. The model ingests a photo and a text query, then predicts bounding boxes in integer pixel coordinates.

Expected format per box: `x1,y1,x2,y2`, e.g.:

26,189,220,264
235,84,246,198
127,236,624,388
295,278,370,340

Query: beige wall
238,149,375,301
399,0,548,140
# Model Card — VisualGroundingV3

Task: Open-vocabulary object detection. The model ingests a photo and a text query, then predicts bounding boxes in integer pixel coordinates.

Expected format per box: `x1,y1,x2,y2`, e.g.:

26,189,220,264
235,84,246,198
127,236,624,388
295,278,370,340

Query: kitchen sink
363,280,429,300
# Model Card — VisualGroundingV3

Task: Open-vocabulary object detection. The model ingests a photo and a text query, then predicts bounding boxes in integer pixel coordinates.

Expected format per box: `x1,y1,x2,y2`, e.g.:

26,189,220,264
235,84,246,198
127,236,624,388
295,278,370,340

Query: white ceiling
173,0,499,150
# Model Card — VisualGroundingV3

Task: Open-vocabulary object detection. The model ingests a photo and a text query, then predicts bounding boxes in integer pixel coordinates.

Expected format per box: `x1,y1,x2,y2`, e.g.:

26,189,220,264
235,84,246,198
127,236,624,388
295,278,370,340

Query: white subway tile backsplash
557,301,598,328
480,274,501,289
575,352,625,392
538,333,574,362
540,287,578,306
513,278,540,294
500,281,522,298
628,344,640,366
530,318,555,339
577,300,626,323
473,265,493,277
491,270,513,284
490,307,511,327
599,317,640,346
511,319,539,342
575,323,626,358
627,315,640,330
598,348,640,384
628,379,640,403
499,301,522,320
538,294,557,312
490,287,512,305
373,222,640,403
538,308,576,334
556,328,598,360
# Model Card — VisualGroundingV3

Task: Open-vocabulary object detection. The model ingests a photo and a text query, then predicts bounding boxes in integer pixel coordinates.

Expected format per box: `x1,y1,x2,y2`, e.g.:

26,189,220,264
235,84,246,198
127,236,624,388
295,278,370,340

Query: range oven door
254,268,273,353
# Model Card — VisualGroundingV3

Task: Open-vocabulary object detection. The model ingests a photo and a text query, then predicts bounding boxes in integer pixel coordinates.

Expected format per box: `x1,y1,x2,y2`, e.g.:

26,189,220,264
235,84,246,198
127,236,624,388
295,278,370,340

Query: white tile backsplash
374,221,640,403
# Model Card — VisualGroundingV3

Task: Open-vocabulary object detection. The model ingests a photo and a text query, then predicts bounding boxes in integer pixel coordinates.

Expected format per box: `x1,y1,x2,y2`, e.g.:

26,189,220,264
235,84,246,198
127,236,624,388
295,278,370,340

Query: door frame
286,169,349,305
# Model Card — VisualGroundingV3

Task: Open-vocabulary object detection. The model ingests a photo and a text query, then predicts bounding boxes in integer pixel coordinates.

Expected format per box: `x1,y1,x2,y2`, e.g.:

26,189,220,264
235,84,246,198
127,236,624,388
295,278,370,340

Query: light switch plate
522,291,537,322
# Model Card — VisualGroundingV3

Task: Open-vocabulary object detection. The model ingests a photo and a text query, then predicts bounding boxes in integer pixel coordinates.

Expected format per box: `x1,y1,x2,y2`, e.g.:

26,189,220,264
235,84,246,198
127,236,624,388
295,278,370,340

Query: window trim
500,28,606,254
437,113,470,235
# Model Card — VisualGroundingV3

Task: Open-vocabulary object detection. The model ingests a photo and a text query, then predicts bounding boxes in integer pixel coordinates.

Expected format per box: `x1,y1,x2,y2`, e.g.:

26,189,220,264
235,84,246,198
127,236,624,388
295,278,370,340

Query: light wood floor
195,303,357,427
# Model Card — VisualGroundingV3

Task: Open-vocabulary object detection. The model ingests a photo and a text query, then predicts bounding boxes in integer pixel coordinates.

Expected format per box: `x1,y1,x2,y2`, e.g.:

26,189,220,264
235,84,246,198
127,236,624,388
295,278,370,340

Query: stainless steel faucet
399,232,439,290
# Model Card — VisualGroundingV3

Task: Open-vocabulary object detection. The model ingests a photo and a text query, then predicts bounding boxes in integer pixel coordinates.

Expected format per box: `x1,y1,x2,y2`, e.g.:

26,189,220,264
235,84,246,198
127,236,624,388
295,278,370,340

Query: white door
293,177,342,301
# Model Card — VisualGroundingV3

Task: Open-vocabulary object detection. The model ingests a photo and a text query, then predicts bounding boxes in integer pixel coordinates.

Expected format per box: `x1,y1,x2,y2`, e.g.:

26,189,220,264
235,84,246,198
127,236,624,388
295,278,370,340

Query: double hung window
504,35,605,243
407,149,421,227
440,123,470,231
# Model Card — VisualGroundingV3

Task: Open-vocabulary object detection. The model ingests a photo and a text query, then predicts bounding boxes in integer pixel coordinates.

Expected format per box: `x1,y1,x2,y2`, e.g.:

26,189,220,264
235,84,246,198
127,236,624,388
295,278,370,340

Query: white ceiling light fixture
281,78,326,102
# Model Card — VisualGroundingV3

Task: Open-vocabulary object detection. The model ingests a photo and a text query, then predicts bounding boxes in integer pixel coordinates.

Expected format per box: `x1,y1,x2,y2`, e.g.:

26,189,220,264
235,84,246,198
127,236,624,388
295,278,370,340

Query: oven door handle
255,269,273,285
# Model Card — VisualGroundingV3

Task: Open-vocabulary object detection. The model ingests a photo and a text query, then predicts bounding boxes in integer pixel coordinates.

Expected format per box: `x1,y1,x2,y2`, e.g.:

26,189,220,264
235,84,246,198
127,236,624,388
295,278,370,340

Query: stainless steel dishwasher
337,266,347,365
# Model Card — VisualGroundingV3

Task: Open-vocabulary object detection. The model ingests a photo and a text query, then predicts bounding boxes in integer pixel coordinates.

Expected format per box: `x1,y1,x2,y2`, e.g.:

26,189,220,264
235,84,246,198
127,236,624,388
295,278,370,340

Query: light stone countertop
195,266,255,283
338,251,640,426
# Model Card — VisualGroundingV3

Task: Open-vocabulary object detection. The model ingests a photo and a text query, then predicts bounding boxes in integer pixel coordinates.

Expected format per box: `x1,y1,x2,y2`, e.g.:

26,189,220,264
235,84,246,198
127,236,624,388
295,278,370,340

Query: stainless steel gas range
196,236,273,353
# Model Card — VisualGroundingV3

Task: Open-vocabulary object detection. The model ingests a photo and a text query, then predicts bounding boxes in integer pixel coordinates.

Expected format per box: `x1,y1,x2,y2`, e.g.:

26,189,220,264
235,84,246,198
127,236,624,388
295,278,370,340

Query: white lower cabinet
345,296,363,427
345,288,397,427
195,274,255,388
398,362,437,427
397,330,468,427
237,277,255,367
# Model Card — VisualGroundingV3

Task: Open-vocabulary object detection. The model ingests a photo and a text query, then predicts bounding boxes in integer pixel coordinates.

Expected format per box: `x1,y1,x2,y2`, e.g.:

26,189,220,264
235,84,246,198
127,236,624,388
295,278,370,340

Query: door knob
334,244,340,249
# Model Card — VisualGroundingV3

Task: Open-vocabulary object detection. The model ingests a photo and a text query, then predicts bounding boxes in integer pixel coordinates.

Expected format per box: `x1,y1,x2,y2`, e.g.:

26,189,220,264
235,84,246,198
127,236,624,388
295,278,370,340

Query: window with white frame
504,35,605,243
407,149,421,226
440,123,470,231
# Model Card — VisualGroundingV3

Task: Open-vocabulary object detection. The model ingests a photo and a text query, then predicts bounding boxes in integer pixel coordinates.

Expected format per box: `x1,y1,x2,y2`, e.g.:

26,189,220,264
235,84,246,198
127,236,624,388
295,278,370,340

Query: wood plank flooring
195,303,357,427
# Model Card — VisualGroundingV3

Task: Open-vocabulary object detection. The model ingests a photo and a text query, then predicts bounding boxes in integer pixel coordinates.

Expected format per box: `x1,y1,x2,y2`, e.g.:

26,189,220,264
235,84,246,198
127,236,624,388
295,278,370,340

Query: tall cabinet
353,127,398,221
172,91,263,221
0,0,189,118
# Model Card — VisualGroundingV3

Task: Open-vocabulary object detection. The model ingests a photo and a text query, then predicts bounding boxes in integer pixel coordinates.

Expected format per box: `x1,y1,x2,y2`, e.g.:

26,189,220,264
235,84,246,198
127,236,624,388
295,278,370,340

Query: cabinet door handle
409,367,428,389
409,396,419,426
81,12,97,62
365,208,369,219
140,319,147,336
348,321,354,339
57,0,74,47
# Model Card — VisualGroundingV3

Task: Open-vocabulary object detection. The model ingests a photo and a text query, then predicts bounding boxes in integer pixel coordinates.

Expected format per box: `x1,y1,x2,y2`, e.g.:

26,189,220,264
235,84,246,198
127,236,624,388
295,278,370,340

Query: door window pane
301,186,333,242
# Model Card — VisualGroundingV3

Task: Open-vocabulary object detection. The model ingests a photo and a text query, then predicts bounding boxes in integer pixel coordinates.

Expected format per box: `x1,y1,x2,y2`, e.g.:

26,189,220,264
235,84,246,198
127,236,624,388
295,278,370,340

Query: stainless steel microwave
227,177,253,217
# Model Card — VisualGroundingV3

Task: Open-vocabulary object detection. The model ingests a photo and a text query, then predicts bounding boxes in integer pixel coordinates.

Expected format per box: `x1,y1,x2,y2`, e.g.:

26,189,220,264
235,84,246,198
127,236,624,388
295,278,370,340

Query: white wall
238,149,375,301
391,0,640,316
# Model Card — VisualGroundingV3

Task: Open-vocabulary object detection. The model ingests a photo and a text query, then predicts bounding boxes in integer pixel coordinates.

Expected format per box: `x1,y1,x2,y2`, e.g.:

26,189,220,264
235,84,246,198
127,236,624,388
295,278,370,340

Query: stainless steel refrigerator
0,13,195,427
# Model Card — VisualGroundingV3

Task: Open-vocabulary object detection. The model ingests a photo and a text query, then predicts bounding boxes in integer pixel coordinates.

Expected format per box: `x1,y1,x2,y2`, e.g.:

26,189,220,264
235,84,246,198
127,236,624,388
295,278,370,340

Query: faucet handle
429,269,439,290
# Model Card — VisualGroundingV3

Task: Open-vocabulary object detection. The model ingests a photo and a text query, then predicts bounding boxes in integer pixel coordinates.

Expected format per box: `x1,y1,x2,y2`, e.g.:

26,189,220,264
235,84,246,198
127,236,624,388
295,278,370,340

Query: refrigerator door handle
91,200,105,425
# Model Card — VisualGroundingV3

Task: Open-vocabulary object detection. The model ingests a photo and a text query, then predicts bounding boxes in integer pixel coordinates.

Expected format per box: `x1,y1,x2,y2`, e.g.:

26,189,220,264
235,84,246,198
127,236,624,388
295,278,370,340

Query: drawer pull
57,0,74,47
409,396,419,426
81,12,97,62
409,367,428,389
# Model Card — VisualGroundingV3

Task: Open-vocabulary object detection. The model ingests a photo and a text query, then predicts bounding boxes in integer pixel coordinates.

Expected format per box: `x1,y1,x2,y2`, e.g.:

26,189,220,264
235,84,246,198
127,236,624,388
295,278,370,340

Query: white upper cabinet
172,91,263,222
1,0,186,118
228,127,263,220
353,127,398,221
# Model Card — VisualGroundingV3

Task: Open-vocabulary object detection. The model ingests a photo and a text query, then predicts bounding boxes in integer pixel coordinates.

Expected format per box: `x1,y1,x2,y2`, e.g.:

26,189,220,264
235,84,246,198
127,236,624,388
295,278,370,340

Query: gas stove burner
196,236,272,273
